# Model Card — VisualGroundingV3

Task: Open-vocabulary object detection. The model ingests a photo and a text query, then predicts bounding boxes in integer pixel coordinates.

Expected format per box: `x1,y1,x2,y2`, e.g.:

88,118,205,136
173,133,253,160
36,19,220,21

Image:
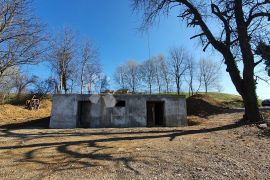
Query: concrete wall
50,95,78,128
49,94,187,129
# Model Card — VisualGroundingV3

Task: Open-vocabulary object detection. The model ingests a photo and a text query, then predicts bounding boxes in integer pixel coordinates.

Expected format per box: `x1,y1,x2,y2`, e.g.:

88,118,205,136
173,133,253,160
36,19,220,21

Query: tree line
0,0,222,101
132,0,270,123
0,0,107,102
113,47,222,95
0,0,270,123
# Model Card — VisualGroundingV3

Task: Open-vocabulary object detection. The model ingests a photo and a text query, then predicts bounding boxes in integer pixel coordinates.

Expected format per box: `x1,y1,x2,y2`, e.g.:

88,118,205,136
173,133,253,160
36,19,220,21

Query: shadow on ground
0,114,245,174
0,117,50,129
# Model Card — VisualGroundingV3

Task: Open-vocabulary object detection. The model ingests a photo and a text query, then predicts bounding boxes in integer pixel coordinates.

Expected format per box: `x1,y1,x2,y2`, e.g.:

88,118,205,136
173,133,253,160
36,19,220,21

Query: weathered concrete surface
50,95,78,128
50,94,187,129
165,98,187,127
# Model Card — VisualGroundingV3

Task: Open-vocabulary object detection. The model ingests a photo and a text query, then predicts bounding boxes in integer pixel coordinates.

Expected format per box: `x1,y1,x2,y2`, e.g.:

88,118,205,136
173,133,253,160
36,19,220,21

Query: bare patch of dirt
187,94,227,117
0,110,269,179
0,99,51,126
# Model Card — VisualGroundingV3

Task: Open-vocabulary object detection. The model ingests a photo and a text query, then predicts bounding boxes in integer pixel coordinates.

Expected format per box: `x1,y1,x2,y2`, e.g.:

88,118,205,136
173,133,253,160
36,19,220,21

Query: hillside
202,92,244,108
172,92,262,108
0,99,51,126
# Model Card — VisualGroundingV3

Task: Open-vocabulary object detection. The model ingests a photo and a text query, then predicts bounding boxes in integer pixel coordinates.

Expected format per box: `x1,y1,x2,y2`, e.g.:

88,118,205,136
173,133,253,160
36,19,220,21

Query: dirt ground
0,109,270,179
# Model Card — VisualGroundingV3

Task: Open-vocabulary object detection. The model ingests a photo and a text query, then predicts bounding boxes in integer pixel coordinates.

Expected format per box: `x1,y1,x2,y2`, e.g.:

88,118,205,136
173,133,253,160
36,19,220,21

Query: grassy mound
205,93,244,108
187,94,227,117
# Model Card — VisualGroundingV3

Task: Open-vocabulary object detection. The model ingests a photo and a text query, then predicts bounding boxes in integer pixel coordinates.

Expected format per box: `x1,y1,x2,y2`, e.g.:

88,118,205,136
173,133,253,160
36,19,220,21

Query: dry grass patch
0,99,51,126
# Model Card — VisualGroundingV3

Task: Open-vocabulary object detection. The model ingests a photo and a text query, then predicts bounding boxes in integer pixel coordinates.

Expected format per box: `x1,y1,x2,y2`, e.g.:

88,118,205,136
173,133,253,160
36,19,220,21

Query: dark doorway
147,101,165,127
78,101,91,128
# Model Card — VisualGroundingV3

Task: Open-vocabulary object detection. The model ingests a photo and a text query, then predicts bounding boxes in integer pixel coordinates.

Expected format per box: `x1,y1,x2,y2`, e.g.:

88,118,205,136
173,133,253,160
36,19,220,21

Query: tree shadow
0,114,246,175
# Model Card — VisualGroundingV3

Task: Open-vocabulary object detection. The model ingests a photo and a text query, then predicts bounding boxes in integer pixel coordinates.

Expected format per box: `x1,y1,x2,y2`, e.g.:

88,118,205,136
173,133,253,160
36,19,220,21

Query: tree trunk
80,80,83,94
80,69,83,94
176,78,180,95
234,0,261,123
59,74,63,94
190,77,194,96
166,80,169,93
242,86,261,123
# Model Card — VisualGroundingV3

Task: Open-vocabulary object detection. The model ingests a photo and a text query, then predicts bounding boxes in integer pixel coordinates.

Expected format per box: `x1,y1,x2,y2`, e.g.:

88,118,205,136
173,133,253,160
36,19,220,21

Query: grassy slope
166,92,262,108
204,92,244,108
202,92,263,108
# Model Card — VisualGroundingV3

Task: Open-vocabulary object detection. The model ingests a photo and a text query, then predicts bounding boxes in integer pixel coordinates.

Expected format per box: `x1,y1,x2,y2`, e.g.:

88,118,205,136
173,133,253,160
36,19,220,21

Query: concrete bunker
50,94,187,129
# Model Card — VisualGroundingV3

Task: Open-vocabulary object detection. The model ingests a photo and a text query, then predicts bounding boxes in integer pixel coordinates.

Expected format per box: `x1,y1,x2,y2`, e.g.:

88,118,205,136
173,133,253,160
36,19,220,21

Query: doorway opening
78,101,91,128
147,101,165,127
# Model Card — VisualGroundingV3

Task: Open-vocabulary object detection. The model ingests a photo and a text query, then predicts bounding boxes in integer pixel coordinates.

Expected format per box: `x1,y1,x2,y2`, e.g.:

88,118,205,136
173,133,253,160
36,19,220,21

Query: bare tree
33,77,55,98
83,59,102,94
216,83,224,93
133,0,270,122
140,58,156,94
169,47,188,95
79,40,98,94
48,28,76,94
198,58,221,94
0,0,46,78
153,55,164,93
0,66,19,103
256,42,270,77
185,56,196,96
14,72,37,98
159,55,171,93
96,74,110,93
114,64,128,89
125,60,140,93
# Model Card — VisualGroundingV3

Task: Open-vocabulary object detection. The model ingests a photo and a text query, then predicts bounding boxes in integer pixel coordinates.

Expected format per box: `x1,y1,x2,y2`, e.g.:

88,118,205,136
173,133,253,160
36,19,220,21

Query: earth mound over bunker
187,94,226,117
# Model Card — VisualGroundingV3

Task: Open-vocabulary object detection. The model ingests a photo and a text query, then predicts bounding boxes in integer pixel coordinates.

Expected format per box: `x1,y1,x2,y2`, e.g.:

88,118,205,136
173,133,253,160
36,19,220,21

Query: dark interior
115,100,126,107
78,101,91,128
147,101,165,127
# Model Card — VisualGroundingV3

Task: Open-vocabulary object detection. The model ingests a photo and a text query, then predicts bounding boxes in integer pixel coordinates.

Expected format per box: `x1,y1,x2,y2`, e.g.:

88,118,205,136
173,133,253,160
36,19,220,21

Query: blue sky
29,0,269,99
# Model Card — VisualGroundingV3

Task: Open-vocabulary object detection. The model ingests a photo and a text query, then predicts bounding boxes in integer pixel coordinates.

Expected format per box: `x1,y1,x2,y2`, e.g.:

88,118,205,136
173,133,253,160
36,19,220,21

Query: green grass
205,92,244,108
204,92,262,108
159,92,262,108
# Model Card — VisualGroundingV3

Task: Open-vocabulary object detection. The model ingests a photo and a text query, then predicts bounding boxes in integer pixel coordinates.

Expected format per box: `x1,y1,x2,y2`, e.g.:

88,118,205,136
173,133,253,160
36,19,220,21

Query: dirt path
0,111,269,179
